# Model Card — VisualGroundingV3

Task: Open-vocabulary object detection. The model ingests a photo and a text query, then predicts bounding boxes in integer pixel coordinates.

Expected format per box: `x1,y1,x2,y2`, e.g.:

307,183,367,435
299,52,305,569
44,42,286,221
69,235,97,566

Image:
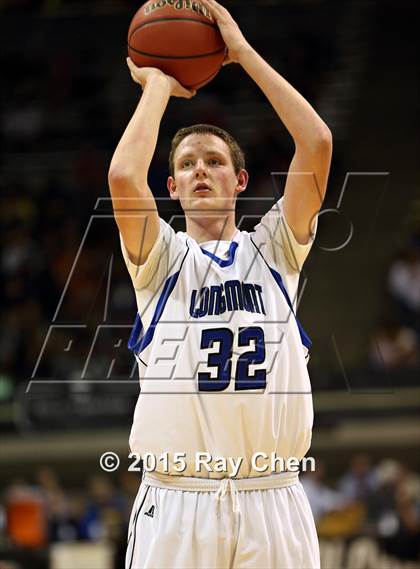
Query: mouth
193,183,212,193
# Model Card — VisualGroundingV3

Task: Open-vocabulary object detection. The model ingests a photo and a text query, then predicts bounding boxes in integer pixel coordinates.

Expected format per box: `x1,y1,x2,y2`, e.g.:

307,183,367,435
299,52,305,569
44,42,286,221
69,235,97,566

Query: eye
182,160,193,168
208,158,221,166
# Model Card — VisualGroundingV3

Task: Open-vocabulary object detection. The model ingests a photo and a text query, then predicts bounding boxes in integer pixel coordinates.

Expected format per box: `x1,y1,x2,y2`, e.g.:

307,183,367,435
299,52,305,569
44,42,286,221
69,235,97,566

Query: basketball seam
128,17,219,44
128,44,225,60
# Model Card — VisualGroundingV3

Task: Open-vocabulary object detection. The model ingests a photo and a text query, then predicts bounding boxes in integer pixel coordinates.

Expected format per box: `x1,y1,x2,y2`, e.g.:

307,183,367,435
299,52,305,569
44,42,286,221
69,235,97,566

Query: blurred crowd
369,230,420,371
1,467,136,568
302,454,420,562
0,455,419,567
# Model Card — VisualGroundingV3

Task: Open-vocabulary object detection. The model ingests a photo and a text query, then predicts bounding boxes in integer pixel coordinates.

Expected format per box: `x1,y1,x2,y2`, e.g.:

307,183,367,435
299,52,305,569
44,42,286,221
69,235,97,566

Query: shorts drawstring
215,478,241,513
143,470,299,515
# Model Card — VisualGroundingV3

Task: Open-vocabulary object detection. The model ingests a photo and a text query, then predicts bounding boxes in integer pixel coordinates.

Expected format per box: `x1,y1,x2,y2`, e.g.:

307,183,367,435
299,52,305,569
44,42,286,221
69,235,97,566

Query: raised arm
108,60,195,265
201,0,332,244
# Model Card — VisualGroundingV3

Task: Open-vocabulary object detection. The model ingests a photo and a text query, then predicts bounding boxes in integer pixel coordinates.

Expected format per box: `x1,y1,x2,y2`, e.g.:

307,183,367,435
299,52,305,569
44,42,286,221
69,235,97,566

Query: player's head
167,124,248,214
169,124,246,176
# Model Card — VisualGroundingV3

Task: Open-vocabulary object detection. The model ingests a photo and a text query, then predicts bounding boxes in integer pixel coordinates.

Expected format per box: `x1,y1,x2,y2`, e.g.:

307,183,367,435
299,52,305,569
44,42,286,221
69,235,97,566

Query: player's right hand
126,58,196,99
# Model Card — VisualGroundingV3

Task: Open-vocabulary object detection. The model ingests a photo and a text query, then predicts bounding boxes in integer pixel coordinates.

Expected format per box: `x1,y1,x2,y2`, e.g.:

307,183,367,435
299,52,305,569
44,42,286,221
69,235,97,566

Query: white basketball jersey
121,197,317,478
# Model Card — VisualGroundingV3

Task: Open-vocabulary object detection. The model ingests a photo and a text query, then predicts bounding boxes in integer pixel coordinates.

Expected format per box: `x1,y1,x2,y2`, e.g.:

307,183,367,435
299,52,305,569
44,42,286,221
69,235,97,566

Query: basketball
127,0,226,90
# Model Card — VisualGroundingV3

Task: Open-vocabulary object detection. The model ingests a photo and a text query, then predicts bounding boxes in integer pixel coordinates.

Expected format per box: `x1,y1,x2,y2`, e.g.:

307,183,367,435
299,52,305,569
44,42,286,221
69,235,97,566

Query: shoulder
120,217,189,290
251,197,317,273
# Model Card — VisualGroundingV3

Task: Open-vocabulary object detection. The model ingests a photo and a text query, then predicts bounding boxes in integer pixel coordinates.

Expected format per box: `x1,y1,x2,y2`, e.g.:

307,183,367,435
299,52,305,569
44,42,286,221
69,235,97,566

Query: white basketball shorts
125,470,320,569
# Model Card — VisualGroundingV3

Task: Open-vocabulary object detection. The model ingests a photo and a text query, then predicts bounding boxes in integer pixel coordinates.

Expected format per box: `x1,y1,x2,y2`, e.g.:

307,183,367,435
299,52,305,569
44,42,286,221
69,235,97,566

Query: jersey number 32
198,327,266,392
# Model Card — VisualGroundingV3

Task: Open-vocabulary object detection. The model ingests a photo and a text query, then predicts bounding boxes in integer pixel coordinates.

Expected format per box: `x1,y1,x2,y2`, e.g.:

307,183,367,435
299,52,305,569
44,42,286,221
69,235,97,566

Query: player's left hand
200,0,250,65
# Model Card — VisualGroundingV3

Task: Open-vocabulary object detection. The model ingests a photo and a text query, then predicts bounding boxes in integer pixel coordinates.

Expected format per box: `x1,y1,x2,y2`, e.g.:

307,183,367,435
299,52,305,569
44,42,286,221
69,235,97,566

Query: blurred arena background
0,0,419,568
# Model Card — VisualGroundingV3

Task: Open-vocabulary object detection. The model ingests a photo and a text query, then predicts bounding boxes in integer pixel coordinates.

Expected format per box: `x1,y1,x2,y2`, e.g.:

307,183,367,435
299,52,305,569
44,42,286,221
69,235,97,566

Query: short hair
169,124,246,176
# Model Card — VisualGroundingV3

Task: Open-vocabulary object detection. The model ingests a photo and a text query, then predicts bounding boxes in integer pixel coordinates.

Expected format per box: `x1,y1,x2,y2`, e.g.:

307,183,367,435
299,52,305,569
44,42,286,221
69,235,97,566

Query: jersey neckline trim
200,241,239,267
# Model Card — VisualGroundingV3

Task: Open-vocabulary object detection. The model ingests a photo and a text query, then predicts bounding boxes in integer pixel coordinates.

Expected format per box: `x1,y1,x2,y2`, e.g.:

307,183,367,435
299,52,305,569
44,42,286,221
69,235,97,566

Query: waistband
143,470,299,493
143,470,299,514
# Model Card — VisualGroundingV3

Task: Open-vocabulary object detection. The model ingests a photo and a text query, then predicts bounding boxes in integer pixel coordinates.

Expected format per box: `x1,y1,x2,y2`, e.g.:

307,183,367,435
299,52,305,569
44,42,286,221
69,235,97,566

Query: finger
205,0,229,17
182,88,197,99
206,0,222,9
221,47,230,66
200,0,215,18
130,71,141,84
126,57,136,70
200,0,223,20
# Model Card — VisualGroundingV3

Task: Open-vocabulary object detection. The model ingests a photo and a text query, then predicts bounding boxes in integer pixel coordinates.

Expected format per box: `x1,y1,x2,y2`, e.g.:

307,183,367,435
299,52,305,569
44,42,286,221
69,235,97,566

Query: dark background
0,1,419,568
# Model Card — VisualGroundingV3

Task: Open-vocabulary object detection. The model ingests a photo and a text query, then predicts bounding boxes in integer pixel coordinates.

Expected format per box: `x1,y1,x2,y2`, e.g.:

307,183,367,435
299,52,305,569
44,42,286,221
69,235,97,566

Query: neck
185,213,238,243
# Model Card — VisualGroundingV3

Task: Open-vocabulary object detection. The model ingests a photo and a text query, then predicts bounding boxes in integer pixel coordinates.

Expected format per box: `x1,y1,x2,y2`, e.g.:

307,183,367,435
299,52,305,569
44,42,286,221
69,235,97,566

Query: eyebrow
177,149,226,160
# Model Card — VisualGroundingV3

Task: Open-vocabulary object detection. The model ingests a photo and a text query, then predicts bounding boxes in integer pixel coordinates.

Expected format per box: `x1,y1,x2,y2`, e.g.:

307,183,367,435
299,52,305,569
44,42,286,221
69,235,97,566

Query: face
167,133,248,214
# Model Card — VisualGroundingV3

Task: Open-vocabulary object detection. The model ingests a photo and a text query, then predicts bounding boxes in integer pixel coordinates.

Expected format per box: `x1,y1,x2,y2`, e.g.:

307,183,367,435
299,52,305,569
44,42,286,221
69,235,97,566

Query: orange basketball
128,0,226,90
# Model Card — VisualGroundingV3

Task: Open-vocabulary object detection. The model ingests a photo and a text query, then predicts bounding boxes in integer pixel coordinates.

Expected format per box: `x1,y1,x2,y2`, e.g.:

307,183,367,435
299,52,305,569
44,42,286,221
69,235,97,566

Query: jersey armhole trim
128,247,190,355
250,237,312,350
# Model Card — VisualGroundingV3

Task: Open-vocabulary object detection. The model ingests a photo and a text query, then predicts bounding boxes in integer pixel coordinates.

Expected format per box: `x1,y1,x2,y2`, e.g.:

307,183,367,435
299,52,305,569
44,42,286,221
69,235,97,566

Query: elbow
108,166,140,195
108,169,136,200
311,121,333,153
108,158,148,191
108,165,131,187
108,166,149,200
314,124,333,154
304,125,333,162
295,123,333,157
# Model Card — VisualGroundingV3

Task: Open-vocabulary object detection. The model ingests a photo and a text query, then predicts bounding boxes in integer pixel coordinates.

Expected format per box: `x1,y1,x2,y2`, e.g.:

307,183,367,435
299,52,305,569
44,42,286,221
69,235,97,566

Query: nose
194,159,207,178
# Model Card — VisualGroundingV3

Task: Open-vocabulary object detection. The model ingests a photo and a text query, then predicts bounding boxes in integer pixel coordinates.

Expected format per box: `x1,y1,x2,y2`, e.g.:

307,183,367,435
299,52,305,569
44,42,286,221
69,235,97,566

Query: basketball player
109,1,332,567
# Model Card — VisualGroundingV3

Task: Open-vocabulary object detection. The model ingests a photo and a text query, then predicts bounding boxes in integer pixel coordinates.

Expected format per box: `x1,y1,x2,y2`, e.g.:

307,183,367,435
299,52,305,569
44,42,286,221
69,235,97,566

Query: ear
167,176,179,200
235,169,249,195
